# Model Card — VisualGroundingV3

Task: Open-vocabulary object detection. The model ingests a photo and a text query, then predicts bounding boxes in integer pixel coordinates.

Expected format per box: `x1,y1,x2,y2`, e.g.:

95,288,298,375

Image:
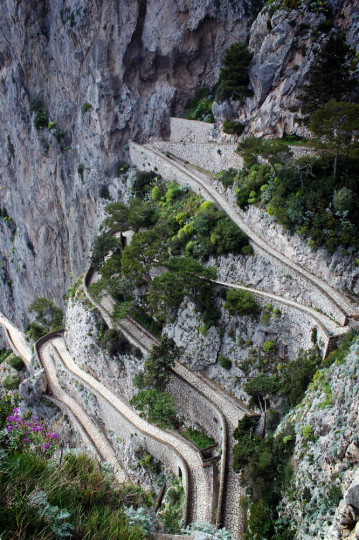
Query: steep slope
0,0,257,326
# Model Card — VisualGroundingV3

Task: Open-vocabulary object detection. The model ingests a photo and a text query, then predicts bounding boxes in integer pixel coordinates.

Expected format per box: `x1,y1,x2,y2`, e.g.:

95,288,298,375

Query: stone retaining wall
170,118,215,143
151,141,243,174
130,141,216,201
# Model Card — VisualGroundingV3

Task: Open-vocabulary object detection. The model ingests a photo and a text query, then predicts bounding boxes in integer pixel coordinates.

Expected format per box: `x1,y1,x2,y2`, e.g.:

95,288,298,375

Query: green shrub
133,171,158,198
3,375,20,390
152,185,162,201
130,389,178,428
28,297,63,332
218,354,232,370
216,42,254,102
0,349,11,364
7,356,25,372
241,244,253,255
224,288,257,316
183,427,215,449
82,102,92,114
98,328,131,356
302,425,315,441
214,168,238,188
28,322,48,341
30,96,49,130
184,88,214,122
262,340,277,354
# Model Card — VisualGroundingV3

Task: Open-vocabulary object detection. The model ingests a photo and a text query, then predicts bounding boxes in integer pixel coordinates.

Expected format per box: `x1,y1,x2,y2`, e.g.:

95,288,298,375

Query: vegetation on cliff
0,394,149,539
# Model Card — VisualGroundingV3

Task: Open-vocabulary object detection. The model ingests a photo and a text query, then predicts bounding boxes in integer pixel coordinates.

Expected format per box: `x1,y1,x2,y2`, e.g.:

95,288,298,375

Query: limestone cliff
213,0,359,136
0,0,257,326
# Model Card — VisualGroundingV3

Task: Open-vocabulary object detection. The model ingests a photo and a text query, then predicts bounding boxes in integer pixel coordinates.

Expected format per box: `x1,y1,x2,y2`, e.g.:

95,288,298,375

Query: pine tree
216,42,254,102
301,35,356,114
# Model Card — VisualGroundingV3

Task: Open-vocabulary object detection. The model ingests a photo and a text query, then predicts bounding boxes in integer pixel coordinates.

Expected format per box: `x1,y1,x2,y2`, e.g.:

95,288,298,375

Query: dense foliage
90,173,251,334
130,389,178,429
234,150,359,252
141,336,179,391
183,427,215,449
216,42,254,103
300,35,357,114
184,88,214,123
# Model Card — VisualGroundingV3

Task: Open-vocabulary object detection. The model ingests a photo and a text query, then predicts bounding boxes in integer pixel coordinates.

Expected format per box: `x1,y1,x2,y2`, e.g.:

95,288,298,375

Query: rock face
214,0,359,137
0,0,256,326
278,338,359,539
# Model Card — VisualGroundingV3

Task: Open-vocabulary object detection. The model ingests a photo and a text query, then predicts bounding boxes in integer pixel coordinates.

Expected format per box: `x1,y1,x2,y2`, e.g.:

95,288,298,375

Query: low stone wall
170,118,216,143
167,373,223,445
151,141,243,174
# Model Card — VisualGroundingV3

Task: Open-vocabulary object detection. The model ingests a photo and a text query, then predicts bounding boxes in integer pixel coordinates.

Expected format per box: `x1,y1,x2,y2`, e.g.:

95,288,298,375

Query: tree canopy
301,35,356,114
217,42,254,102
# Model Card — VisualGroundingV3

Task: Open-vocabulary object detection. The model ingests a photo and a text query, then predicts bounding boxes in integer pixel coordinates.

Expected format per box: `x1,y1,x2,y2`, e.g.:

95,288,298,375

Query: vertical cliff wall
0,0,257,325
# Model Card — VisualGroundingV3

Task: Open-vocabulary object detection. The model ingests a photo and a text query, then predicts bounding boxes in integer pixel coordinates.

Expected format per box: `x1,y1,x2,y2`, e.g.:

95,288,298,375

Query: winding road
129,140,359,328
0,314,127,485
84,270,257,536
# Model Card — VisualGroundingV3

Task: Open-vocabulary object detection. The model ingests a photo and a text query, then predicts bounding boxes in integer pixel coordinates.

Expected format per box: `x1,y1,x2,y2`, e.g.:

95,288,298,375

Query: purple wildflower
51,433,57,439
43,443,50,450
23,438,29,444
45,432,50,437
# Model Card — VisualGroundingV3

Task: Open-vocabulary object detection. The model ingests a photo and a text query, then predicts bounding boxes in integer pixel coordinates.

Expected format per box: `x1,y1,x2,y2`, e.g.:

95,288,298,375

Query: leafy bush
183,427,215,449
82,102,92,114
183,522,232,540
0,348,11,364
3,375,20,390
30,96,49,130
28,322,48,341
130,389,178,428
123,506,155,536
28,297,63,333
263,340,277,354
323,331,357,368
184,88,214,122
7,355,25,372
224,288,257,316
214,167,239,188
142,336,179,391
218,354,232,370
98,328,131,356
133,170,158,198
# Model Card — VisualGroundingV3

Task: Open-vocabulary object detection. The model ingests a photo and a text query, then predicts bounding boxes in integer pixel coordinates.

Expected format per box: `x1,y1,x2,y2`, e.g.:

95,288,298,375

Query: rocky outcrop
213,0,359,137
0,0,257,326
278,338,359,539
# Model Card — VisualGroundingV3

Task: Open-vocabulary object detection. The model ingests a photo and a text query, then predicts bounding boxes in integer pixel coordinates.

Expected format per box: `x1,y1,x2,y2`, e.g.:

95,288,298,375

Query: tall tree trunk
334,152,338,178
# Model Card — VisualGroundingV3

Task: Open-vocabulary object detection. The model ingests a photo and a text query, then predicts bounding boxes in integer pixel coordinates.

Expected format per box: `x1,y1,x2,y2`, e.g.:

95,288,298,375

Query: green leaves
224,288,257,316
28,297,63,332
130,389,178,428
301,35,356,114
142,336,179,391
121,230,163,285
217,42,254,102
